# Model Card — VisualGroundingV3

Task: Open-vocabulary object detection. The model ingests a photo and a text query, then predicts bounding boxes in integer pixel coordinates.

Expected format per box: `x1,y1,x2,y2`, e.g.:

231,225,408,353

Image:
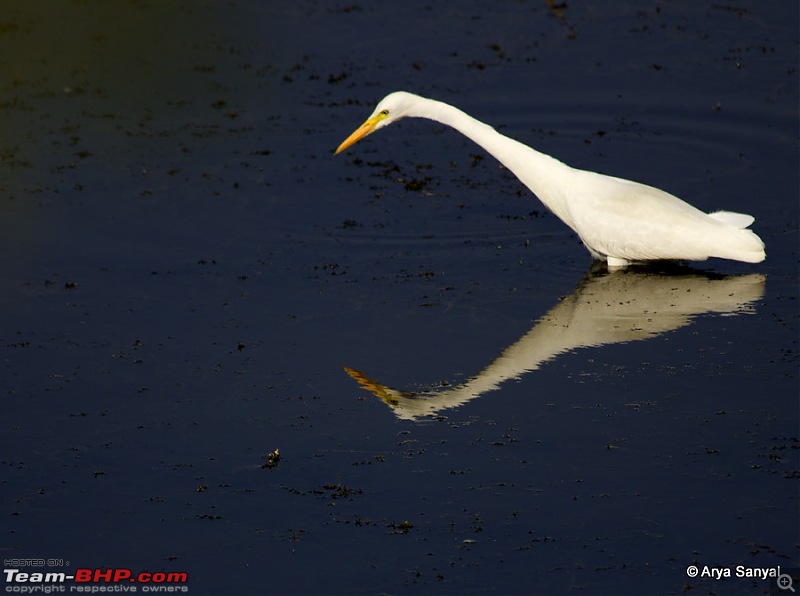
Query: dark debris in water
261,449,281,470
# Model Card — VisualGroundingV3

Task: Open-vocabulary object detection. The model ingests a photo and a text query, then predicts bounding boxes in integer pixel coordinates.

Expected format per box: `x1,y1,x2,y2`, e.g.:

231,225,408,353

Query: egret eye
379,109,389,116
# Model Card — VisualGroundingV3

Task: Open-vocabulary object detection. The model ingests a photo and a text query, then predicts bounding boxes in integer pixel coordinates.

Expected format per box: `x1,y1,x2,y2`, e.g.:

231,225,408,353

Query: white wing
567,172,765,263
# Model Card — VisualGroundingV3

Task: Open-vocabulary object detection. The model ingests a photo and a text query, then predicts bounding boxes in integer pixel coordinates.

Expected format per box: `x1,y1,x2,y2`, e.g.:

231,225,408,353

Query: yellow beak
334,115,382,155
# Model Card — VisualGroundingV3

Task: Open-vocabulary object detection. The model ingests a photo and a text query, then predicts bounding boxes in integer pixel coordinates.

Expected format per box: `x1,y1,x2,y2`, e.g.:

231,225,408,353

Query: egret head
335,92,416,154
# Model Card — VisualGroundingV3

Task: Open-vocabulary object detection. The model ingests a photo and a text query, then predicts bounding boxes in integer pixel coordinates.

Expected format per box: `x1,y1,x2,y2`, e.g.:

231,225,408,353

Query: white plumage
336,92,765,268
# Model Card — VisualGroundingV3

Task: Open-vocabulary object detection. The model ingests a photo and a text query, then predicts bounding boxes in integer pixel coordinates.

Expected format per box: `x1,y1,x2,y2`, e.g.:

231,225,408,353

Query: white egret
335,92,765,267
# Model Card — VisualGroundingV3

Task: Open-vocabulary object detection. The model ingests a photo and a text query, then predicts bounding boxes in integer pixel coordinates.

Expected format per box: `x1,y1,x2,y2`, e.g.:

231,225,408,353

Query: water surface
1,2,797,594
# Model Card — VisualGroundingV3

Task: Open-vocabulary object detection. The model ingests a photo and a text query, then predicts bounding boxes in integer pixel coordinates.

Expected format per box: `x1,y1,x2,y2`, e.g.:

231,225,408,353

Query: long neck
409,97,576,228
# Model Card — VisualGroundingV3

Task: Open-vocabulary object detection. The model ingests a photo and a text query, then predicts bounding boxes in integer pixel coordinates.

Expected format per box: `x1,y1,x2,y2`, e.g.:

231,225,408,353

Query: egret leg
606,256,630,269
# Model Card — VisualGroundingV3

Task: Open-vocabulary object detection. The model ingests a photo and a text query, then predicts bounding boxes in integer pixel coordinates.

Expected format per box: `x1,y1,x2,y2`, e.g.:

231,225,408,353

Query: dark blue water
2,2,797,594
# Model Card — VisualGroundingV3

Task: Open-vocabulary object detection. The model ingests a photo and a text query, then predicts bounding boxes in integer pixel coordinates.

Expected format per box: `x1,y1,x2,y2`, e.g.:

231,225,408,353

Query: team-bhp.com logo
4,564,188,592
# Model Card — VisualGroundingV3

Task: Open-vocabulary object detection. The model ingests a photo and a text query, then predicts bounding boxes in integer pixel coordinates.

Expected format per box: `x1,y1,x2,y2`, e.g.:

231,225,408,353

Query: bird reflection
345,264,765,421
